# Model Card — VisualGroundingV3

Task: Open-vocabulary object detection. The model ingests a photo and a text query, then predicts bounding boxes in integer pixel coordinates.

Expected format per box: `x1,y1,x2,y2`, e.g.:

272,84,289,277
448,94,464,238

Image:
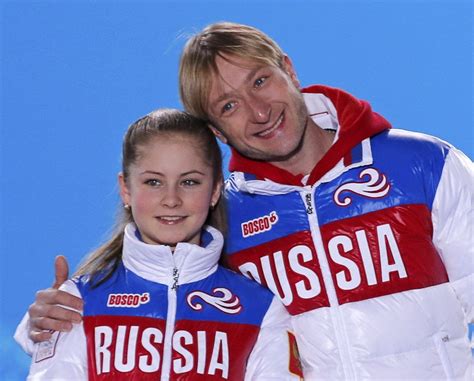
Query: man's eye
222,102,235,113
254,77,267,87
145,179,161,186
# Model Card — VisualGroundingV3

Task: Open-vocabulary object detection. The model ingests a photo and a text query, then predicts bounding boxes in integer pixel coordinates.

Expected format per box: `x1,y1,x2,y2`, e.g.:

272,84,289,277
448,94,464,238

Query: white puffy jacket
223,85,473,380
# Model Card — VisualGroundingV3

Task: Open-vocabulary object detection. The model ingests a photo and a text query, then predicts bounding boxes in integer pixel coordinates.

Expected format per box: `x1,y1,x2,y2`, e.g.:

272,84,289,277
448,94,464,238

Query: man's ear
282,55,300,88
208,123,228,144
118,172,131,206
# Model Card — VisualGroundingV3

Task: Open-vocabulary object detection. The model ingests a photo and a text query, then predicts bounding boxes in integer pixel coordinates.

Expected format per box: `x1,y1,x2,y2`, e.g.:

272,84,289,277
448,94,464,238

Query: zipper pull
171,267,179,291
305,192,314,214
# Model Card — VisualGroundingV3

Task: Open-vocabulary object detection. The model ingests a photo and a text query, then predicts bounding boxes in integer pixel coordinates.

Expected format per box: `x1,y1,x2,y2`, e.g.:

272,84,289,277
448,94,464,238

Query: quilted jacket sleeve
432,147,474,322
245,297,303,380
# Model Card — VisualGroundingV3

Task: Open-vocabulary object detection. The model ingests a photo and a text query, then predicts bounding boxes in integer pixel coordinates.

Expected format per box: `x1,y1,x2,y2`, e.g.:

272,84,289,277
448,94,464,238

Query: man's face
206,54,309,164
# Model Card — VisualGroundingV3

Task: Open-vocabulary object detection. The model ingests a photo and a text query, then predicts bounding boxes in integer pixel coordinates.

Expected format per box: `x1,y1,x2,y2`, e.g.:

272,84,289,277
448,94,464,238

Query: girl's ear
210,180,223,208
118,172,131,207
208,124,228,144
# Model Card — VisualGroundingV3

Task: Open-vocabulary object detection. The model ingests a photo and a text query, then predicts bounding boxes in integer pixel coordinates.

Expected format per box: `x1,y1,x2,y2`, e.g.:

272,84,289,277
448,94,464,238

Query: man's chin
240,137,306,164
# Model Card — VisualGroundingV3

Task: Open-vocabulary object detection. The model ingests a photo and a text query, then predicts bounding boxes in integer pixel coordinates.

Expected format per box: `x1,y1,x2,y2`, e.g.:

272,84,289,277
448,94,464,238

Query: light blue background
1,0,472,379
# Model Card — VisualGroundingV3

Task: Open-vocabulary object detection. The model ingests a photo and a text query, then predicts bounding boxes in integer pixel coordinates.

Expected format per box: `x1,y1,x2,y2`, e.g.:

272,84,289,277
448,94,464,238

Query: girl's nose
161,187,182,208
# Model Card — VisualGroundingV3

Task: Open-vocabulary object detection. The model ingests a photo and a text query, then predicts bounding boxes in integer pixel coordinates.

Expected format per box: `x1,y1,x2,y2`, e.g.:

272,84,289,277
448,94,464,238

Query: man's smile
255,112,285,138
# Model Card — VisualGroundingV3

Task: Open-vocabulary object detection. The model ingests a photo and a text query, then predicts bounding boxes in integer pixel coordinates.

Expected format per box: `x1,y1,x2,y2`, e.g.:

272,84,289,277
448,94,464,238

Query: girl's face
119,135,222,249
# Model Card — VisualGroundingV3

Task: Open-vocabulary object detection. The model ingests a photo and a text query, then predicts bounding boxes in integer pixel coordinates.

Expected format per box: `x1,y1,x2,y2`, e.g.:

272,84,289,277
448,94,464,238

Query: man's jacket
224,85,473,380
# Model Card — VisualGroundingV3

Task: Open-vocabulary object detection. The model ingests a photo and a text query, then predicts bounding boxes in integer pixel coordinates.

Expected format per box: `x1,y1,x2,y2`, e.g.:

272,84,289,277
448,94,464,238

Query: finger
31,290,83,318
31,302,83,324
29,329,53,343
30,315,74,333
52,255,69,289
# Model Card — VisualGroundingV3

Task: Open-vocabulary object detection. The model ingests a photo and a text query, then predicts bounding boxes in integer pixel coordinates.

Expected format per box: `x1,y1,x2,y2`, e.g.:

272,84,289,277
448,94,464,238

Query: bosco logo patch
241,211,278,238
107,292,150,307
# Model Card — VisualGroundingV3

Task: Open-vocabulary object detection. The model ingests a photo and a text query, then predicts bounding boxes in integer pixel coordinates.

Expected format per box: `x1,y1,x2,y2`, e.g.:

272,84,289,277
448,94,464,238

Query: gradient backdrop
1,0,472,379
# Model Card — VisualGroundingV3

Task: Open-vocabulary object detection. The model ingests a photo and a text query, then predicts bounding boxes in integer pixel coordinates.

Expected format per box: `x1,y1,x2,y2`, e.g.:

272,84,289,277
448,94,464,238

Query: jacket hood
228,85,391,186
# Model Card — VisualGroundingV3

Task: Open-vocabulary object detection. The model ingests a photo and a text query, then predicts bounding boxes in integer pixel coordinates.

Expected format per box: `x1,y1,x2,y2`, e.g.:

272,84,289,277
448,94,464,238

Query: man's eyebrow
210,65,264,108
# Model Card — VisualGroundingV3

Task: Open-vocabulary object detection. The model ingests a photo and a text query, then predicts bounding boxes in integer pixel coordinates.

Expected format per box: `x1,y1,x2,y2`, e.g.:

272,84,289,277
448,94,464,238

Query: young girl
26,109,301,380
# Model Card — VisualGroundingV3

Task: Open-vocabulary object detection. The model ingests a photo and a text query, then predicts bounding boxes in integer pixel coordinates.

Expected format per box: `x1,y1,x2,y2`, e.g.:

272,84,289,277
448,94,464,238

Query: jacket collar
122,223,223,287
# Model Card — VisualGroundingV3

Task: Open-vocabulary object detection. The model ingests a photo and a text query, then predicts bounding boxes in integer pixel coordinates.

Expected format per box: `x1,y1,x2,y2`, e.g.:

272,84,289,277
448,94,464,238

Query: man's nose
248,95,271,123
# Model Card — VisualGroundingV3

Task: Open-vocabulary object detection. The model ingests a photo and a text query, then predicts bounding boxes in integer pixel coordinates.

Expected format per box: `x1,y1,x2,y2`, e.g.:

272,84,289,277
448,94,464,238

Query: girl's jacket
24,224,302,380
224,85,473,380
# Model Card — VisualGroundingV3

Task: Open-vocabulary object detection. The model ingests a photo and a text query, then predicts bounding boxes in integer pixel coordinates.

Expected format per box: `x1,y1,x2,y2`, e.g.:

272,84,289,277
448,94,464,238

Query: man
16,22,473,379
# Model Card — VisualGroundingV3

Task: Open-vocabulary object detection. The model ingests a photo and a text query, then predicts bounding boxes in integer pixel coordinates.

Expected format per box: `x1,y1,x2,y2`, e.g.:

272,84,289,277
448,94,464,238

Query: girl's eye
145,179,161,186
182,179,200,186
254,76,267,88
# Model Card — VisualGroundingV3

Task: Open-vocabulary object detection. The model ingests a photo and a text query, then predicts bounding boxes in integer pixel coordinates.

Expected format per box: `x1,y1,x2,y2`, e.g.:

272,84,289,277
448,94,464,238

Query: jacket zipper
302,189,357,379
434,333,454,379
161,266,179,380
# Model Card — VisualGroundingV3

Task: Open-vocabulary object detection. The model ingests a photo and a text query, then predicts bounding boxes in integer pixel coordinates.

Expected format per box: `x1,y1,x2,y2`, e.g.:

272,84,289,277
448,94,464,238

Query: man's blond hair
179,22,285,121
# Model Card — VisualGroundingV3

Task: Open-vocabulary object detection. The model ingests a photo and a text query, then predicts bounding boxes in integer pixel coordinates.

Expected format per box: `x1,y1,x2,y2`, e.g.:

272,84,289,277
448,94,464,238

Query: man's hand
28,255,83,342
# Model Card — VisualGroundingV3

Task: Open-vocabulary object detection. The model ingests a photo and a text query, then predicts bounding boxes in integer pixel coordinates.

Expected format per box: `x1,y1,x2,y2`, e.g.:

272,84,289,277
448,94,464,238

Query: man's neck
269,120,335,176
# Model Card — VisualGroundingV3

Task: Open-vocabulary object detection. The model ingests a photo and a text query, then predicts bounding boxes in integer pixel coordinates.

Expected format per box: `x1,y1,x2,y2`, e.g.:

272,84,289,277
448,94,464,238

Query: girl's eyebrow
139,170,164,175
181,170,206,176
139,170,206,176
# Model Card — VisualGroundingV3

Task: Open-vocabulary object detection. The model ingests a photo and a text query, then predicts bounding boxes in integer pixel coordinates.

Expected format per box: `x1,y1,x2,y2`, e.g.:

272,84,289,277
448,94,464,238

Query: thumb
52,255,69,289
